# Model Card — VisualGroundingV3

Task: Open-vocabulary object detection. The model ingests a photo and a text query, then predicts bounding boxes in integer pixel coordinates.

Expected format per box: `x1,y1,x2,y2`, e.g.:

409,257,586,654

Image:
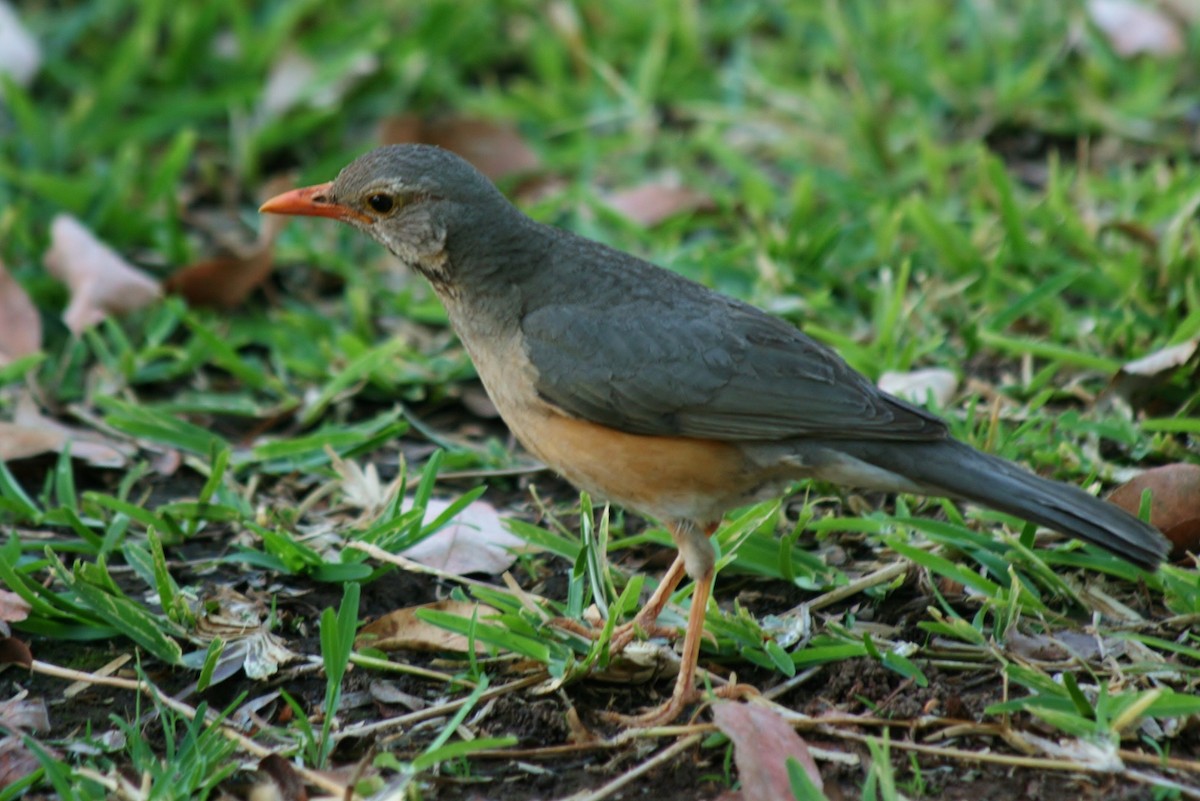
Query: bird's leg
608,554,687,651
549,550,688,649
602,521,719,727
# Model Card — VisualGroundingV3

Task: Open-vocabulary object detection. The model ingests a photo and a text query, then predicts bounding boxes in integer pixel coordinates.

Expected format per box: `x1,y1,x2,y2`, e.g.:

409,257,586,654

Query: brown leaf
0,2,40,87
401,498,526,575
1088,0,1184,56
712,701,823,800
256,753,308,801
357,599,498,654
166,202,289,309
878,368,958,408
0,395,130,467
379,115,541,181
0,639,32,669
43,215,162,334
0,259,41,366
604,182,714,227
1108,463,1200,556
0,736,40,792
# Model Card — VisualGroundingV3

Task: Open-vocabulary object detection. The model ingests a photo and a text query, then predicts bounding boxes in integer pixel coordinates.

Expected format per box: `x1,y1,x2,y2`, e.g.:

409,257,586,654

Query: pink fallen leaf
0,694,48,792
713,701,823,800
0,695,47,734
0,2,41,87
0,590,30,624
43,215,162,334
379,115,541,181
401,497,527,575
0,259,41,365
604,182,714,227
1088,0,1184,57
0,395,130,467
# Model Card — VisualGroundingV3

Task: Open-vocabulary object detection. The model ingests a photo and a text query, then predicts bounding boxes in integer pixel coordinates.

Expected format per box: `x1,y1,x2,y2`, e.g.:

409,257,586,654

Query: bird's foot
600,685,700,728
548,615,680,653
600,679,756,728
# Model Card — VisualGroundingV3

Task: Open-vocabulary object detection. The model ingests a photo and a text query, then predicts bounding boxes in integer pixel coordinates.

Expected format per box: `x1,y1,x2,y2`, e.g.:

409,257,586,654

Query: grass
1,1,1198,799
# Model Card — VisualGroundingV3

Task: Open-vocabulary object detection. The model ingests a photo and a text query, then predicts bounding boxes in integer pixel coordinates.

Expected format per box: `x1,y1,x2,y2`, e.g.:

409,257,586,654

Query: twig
560,733,703,801
333,672,549,743
791,561,909,614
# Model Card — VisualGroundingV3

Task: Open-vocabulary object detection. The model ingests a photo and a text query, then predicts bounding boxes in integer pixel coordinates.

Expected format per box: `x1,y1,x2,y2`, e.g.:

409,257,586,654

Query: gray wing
521,290,947,443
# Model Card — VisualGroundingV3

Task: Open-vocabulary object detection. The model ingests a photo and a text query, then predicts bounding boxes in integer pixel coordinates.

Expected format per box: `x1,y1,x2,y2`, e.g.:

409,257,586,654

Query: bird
261,144,1169,726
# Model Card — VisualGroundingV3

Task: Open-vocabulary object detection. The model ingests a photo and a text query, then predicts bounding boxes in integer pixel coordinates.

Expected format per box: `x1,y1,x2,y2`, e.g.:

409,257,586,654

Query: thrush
261,145,1168,725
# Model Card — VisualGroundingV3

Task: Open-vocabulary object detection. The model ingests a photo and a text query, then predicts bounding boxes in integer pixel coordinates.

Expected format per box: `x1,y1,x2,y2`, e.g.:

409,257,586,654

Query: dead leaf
256,753,308,801
1108,463,1200,555
712,701,823,800
0,395,130,467
1005,628,1116,663
0,736,38,792
1107,337,1199,411
43,214,162,334
357,599,498,654
0,639,32,668
0,590,30,624
329,451,395,520
0,694,50,789
604,182,714,227
165,181,291,308
1088,0,1184,56
0,694,47,734
401,497,526,575
0,259,41,365
0,2,41,87
379,115,541,181
260,48,377,121
368,680,427,710
1120,338,1199,377
193,585,298,680
1022,733,1124,770
878,368,958,407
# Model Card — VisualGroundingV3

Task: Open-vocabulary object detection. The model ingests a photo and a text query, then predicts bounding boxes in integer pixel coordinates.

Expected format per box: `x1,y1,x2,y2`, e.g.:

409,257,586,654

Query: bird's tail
833,438,1169,569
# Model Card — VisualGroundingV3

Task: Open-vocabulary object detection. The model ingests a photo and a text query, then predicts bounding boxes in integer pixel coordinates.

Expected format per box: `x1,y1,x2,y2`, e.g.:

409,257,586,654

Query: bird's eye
367,193,394,213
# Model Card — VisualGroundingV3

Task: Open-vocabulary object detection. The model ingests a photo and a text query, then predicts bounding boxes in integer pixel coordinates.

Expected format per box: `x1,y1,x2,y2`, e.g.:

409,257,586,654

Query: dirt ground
6,471,1193,801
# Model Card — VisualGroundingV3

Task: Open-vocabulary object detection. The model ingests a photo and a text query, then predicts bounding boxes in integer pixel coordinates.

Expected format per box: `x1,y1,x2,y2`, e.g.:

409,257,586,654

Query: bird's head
261,144,515,288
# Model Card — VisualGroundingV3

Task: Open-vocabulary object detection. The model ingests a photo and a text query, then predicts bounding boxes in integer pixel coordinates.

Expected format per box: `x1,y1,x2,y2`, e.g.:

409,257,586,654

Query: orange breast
517,410,752,523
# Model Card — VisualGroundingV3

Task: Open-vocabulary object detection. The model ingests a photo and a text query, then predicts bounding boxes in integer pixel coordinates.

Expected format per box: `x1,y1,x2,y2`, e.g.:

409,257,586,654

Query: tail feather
837,439,1169,569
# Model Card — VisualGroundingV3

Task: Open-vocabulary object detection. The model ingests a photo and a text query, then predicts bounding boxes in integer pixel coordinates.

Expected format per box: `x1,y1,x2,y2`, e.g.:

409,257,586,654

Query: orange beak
259,182,372,224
